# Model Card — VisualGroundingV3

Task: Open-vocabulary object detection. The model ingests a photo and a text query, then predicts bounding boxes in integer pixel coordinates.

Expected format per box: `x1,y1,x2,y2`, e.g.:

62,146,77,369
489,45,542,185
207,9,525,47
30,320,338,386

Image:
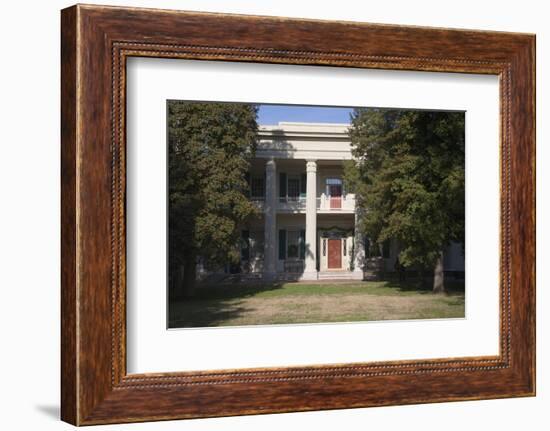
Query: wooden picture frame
61,4,535,425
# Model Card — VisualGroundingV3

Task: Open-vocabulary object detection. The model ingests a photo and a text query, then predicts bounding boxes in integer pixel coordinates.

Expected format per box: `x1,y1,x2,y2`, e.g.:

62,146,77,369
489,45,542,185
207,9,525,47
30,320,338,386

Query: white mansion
231,122,464,281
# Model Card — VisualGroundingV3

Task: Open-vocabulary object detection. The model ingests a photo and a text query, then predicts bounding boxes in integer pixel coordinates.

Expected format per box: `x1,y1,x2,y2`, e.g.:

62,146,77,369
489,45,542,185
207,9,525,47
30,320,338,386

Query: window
287,230,300,258
326,178,343,197
279,172,306,201
343,238,347,256
250,176,265,199
287,175,300,200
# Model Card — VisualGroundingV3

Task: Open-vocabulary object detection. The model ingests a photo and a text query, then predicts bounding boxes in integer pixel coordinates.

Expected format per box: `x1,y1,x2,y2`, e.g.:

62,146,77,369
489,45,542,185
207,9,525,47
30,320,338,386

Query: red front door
329,184,342,209
327,239,342,269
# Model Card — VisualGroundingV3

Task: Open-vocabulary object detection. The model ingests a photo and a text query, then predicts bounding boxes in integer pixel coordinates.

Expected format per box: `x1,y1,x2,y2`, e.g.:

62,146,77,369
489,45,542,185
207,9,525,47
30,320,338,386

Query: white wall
0,1,546,430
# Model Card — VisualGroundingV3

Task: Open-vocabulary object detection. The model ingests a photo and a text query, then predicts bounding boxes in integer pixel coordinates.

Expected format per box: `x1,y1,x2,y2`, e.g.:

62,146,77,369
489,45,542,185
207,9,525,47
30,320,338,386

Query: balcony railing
317,194,355,211
250,195,355,212
278,196,306,211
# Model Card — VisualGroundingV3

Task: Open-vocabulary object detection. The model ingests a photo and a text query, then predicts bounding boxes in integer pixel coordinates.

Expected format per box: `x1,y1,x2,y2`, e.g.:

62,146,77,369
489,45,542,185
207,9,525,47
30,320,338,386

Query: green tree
168,101,259,297
345,108,465,292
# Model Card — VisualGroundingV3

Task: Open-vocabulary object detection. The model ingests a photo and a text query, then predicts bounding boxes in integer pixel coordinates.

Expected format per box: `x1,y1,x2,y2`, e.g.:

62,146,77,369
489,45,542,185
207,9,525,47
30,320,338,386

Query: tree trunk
182,255,197,297
433,251,445,293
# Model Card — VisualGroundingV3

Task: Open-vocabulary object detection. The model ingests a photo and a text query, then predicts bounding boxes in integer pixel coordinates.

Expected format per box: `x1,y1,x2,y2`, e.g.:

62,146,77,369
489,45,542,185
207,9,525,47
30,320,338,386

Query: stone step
317,271,360,280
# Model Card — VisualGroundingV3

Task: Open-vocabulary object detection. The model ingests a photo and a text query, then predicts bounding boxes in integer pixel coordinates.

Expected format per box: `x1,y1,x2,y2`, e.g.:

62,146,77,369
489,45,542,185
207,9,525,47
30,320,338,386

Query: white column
303,160,318,279
263,158,277,279
353,209,365,279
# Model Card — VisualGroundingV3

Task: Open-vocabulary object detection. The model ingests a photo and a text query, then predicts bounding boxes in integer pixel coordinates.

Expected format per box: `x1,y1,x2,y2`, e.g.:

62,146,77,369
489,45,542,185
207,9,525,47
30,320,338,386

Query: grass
168,280,465,328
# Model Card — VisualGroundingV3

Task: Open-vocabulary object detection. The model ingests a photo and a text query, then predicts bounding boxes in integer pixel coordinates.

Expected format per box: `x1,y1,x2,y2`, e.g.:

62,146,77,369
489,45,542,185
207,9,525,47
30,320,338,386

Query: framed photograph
61,4,535,425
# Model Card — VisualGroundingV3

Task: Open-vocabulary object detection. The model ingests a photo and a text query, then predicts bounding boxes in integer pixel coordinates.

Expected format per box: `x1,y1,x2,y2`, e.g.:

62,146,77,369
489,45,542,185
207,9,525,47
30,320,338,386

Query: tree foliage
345,108,465,273
168,101,259,289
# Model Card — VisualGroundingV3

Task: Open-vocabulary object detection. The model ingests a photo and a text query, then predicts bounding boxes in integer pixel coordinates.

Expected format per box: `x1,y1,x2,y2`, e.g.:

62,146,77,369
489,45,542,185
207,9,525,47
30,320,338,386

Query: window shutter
382,239,391,259
299,229,306,259
241,230,250,260
279,173,287,198
278,229,286,260
300,173,307,197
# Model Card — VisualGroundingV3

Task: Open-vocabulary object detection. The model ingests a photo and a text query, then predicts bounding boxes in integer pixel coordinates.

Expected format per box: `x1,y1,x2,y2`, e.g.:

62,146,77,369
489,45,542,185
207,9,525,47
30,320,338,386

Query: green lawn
168,280,465,328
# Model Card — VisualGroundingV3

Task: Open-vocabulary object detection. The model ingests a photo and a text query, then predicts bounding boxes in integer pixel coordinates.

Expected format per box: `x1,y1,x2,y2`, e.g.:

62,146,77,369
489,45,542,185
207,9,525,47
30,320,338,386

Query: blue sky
257,104,354,125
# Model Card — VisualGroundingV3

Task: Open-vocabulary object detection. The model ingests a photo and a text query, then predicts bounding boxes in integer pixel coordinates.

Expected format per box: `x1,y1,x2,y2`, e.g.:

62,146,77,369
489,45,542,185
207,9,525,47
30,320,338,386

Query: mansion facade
219,122,464,281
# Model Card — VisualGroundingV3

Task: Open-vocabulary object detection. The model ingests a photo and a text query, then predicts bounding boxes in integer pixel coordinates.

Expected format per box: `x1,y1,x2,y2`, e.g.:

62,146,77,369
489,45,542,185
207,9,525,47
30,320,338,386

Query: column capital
306,159,317,172
266,158,276,169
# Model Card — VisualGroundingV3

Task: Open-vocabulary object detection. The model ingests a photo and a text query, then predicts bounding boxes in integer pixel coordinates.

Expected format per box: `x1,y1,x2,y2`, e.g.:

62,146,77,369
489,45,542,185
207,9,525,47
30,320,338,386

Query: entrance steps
202,271,364,283
317,271,363,281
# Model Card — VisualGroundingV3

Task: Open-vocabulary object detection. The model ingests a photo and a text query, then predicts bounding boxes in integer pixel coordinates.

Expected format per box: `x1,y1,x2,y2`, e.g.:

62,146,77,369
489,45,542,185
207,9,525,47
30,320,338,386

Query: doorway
327,239,342,269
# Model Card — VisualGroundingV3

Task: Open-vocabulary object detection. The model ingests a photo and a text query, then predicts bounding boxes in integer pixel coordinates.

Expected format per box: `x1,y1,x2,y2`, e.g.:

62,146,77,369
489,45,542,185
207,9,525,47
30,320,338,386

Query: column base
352,269,365,280
300,270,319,281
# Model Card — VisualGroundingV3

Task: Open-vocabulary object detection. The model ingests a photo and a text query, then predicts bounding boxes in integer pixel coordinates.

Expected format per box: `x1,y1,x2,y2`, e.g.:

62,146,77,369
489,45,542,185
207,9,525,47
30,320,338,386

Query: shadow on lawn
169,281,285,328
383,278,465,296
168,279,465,328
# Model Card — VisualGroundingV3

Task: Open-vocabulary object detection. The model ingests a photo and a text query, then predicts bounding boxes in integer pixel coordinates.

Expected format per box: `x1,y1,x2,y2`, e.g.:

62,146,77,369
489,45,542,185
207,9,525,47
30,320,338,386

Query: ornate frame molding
61,4,535,425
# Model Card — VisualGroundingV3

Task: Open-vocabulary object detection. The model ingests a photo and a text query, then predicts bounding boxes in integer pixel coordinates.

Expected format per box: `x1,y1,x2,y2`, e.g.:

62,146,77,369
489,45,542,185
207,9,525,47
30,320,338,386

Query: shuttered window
287,231,300,258
287,176,300,200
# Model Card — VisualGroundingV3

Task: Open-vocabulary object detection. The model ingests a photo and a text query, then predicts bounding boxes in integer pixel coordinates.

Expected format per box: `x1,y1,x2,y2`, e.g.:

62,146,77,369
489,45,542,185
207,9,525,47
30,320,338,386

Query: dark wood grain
61,4,535,425
60,5,77,425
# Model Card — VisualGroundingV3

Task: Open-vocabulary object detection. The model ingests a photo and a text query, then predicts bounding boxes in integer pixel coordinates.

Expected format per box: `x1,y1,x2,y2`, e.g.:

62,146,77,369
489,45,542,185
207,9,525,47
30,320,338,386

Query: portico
241,122,365,281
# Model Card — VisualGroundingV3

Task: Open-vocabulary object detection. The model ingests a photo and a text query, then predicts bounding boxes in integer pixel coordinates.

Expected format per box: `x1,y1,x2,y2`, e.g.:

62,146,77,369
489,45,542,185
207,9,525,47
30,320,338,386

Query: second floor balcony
247,158,356,215
251,194,355,214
